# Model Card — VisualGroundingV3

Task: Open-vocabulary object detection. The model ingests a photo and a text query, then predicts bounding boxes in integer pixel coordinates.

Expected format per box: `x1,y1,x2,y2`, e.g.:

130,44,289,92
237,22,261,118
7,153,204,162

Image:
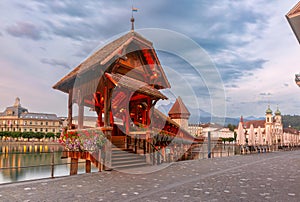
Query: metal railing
0,143,101,184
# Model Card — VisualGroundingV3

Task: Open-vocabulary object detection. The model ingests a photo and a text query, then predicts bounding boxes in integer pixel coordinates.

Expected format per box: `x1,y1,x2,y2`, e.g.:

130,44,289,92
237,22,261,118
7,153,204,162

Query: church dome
265,105,272,114
275,107,281,115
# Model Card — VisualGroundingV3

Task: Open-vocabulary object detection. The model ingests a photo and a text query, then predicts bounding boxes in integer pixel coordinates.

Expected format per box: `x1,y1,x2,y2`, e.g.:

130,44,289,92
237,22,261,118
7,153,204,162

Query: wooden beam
77,90,84,129
70,158,78,175
104,87,109,127
68,89,73,129
86,160,91,173
78,104,84,129
103,82,112,170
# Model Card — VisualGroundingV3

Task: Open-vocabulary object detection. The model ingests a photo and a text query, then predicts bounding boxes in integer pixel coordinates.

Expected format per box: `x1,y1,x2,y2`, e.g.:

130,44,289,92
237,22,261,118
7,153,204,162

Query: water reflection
0,142,97,184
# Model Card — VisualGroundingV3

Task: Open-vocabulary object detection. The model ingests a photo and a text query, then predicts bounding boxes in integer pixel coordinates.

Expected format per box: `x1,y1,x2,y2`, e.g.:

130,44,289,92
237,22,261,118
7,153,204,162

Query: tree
227,124,236,132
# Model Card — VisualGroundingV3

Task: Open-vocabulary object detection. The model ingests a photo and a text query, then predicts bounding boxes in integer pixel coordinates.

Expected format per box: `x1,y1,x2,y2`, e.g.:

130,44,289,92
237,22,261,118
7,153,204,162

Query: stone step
111,148,148,170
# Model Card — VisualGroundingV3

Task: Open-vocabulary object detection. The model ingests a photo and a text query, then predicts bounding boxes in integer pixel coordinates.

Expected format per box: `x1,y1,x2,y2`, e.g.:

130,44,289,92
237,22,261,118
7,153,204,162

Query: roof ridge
168,96,190,116
53,31,154,91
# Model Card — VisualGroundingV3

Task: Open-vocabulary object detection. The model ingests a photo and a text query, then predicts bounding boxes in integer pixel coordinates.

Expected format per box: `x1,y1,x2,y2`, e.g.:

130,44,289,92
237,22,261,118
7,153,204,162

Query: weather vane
131,0,138,31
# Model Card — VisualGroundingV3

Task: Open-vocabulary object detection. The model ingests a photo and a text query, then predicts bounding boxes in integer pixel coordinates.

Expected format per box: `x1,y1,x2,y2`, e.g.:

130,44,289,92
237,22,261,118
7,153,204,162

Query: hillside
282,115,300,130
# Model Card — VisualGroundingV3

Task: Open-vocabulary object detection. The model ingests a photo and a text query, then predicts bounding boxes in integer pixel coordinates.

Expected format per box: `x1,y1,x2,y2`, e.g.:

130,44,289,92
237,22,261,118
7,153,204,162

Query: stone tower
274,107,283,145
265,105,273,144
274,107,282,125
168,96,191,131
265,105,273,124
14,97,21,107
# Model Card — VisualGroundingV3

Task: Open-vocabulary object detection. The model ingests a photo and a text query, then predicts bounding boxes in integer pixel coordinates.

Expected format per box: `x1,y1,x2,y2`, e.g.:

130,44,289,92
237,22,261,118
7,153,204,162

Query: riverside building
0,97,61,133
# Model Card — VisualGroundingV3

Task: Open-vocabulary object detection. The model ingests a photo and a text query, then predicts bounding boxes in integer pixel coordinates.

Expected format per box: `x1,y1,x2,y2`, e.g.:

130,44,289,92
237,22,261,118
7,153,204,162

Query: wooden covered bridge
53,30,202,173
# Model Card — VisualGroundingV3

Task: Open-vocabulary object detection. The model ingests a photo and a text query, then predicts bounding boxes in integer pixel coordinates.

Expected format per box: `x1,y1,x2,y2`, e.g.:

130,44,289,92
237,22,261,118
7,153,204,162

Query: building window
52,129,55,133
30,121,32,125
41,122,43,125
40,128,43,132
24,129,27,132
30,129,32,132
46,122,48,126
53,122,55,126
35,128,38,132
24,121,27,125
45,128,48,132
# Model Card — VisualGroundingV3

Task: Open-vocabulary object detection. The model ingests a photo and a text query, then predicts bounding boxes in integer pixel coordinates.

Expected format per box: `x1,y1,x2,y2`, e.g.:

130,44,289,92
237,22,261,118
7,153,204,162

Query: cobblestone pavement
0,150,299,202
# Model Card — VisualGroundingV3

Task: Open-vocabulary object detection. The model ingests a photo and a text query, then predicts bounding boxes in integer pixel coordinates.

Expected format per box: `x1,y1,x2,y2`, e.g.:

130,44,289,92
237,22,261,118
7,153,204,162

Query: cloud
213,52,267,83
1,0,299,118
6,21,44,40
259,92,272,96
40,58,70,69
225,84,239,89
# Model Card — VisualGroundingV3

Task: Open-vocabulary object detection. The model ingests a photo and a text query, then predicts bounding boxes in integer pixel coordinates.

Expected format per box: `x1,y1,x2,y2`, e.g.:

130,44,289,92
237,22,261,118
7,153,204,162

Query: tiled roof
153,109,199,142
243,120,265,128
286,1,300,44
168,96,190,117
287,1,300,17
283,127,299,134
105,73,167,100
53,31,170,93
0,106,28,117
20,113,59,120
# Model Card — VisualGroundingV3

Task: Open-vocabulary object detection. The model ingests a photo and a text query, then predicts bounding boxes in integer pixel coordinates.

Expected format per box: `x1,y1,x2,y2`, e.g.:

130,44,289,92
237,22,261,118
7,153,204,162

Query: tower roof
0,97,28,117
168,96,190,119
286,1,300,44
275,107,281,115
53,30,171,93
265,105,272,115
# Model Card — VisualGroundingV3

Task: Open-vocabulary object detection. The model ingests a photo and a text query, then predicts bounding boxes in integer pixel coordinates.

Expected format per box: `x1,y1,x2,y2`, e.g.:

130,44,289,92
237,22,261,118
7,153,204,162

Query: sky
1,0,300,119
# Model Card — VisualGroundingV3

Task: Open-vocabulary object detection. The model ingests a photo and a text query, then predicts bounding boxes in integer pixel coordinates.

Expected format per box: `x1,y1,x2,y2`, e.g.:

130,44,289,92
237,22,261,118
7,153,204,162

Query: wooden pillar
143,139,146,155
145,131,151,164
161,146,165,162
104,87,110,127
77,89,84,129
110,111,114,126
70,158,78,175
103,86,112,170
86,160,91,173
125,109,130,135
97,150,102,172
134,135,138,153
96,106,103,127
68,89,73,129
78,103,84,129
146,98,151,126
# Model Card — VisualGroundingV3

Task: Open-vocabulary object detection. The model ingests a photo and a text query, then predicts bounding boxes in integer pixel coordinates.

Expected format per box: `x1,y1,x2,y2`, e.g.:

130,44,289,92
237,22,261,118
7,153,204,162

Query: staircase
111,135,149,170
112,148,149,170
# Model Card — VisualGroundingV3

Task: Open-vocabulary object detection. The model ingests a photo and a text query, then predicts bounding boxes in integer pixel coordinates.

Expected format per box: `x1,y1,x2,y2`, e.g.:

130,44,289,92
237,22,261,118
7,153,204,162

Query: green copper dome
265,105,272,114
275,107,281,115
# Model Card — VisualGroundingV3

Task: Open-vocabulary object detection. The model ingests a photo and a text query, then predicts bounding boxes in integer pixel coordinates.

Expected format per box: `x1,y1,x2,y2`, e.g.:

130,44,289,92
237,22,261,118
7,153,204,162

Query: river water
0,142,98,184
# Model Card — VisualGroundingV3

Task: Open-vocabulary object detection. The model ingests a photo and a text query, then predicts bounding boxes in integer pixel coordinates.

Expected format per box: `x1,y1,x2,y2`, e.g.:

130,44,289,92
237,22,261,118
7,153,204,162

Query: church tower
274,106,283,145
168,97,190,131
274,107,282,125
265,105,273,123
265,105,273,134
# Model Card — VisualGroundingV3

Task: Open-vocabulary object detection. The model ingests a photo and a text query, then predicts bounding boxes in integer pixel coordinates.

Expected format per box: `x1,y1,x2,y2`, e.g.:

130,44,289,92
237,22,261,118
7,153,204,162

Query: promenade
0,150,299,201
